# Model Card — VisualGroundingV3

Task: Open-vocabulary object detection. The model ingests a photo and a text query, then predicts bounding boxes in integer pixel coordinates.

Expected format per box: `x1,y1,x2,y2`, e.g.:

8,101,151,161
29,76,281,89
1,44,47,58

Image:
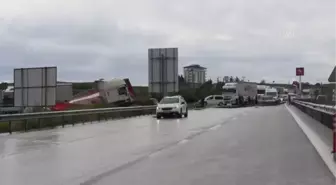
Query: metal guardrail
292,100,336,160
0,105,156,121
293,100,336,115
292,100,334,129
0,106,157,134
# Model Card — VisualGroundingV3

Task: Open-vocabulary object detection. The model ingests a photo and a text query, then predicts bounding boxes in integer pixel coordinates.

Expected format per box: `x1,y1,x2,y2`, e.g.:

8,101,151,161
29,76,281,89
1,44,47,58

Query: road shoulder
286,104,336,178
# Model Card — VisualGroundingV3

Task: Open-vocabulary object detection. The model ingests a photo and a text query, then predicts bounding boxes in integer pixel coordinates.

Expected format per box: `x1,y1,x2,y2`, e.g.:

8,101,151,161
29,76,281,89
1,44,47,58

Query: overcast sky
0,0,335,85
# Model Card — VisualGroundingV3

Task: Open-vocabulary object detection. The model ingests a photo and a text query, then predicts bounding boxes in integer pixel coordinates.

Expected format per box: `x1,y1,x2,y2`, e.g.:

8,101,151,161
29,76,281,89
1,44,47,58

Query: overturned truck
51,78,136,111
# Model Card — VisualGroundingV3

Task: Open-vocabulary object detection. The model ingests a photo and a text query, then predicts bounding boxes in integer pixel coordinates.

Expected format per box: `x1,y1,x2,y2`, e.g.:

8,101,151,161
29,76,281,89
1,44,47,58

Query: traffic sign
296,67,304,76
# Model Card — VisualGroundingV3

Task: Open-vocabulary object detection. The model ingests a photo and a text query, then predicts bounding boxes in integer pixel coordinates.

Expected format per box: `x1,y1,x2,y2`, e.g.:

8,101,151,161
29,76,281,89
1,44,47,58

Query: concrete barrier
292,100,335,161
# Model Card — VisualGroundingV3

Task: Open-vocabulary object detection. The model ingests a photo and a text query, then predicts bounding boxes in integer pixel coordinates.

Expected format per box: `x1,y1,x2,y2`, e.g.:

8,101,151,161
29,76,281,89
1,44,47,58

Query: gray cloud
0,0,334,85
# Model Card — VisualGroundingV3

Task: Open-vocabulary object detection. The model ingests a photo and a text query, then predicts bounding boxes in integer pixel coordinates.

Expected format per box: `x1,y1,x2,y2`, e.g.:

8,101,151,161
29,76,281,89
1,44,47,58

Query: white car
156,96,188,119
204,95,224,106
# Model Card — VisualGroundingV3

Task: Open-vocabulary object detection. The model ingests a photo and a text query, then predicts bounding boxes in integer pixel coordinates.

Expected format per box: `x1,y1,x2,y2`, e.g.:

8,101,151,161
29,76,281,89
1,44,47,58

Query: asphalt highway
0,105,334,185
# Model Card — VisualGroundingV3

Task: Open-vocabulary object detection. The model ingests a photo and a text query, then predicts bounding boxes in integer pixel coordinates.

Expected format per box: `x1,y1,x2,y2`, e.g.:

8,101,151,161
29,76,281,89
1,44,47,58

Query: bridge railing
292,100,336,160
0,106,156,134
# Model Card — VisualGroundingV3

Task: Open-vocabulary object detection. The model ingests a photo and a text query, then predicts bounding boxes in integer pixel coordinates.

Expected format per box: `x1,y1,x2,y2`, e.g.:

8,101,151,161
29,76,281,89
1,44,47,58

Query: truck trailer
222,82,257,106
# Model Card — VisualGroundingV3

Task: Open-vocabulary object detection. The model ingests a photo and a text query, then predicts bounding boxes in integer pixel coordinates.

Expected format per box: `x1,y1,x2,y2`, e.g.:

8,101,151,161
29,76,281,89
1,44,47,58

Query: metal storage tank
56,82,73,102
148,48,179,96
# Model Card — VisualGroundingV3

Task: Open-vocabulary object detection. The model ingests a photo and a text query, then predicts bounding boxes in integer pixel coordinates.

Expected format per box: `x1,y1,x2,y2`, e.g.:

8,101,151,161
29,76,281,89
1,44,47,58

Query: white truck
222,82,257,106
257,85,268,101
301,89,311,99
259,87,280,105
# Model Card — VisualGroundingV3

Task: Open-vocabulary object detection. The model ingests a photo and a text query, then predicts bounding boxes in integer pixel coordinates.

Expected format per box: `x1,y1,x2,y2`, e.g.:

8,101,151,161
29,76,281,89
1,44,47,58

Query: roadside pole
333,114,336,161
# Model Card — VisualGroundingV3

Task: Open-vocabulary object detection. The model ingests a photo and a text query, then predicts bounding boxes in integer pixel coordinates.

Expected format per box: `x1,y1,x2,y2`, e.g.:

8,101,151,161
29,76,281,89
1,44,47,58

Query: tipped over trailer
51,78,135,111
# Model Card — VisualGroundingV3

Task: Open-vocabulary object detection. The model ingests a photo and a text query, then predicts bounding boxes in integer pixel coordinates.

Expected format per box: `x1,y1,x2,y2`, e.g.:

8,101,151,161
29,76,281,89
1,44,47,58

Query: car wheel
218,102,224,106
177,109,183,118
184,108,188,118
156,114,161,119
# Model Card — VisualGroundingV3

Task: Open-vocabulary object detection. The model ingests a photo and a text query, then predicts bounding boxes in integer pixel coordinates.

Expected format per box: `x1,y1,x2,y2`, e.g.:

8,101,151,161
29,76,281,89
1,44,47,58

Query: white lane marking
178,139,189,145
148,151,162,158
209,124,221,131
231,117,237,120
286,104,336,178
32,140,62,145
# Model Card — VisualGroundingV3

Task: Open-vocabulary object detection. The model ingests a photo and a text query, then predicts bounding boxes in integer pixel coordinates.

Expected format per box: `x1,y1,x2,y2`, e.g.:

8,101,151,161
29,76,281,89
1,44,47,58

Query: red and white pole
333,114,336,161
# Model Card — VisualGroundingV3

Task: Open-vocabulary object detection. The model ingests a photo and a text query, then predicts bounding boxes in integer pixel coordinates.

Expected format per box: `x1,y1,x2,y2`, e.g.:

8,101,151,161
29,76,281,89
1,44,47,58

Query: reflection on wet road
0,108,250,185
0,106,334,185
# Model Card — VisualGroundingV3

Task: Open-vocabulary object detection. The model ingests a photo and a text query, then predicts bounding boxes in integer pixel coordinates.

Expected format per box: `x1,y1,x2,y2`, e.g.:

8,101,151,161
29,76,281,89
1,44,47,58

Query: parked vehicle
204,95,224,107
156,95,188,119
301,89,311,99
222,82,257,106
259,87,280,105
257,85,268,101
279,94,288,103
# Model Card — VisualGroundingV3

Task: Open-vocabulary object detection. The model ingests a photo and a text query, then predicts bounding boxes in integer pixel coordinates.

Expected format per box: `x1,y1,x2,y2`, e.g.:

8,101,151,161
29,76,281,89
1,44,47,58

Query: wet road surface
0,106,334,185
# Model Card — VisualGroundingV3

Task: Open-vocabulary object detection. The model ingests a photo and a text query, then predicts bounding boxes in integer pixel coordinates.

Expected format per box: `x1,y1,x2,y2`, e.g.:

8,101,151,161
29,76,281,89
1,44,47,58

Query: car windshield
302,92,310,95
160,97,179,104
266,92,277,97
223,89,236,93
257,90,265,94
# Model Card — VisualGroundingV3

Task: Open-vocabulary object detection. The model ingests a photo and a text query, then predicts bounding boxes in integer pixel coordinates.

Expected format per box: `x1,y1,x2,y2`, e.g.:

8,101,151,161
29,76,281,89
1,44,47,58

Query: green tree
235,76,240,82
73,82,95,90
260,79,266,84
0,82,8,90
215,82,225,90
178,75,185,83
314,89,319,98
229,76,234,82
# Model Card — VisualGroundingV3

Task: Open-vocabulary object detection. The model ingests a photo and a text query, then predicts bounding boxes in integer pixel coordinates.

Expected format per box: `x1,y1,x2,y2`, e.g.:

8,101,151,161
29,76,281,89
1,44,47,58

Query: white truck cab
222,82,257,106
257,85,268,100
222,83,239,106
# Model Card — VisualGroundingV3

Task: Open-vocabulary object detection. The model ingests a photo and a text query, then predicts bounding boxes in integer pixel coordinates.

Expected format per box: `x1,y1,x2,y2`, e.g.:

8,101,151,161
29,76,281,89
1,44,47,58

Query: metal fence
292,100,335,129
0,105,156,134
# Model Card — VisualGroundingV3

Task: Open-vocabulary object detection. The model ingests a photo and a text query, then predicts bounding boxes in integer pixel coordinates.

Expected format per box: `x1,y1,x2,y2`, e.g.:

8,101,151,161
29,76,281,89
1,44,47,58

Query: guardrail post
24,119,28,132
62,116,65,128
8,121,12,134
72,116,75,126
333,114,336,161
38,118,41,130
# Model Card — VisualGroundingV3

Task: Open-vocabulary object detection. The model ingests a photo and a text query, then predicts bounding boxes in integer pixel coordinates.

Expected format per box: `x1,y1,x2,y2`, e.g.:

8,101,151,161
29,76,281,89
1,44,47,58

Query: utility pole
192,69,194,88
160,54,165,96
